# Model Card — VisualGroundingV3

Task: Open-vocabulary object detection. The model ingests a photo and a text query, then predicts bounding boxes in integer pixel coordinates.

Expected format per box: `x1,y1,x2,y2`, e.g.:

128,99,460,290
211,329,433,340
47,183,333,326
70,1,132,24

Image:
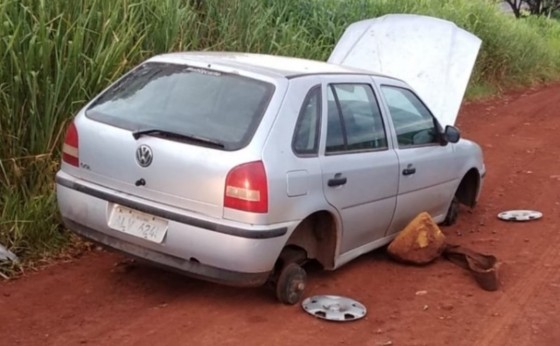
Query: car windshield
86,62,275,150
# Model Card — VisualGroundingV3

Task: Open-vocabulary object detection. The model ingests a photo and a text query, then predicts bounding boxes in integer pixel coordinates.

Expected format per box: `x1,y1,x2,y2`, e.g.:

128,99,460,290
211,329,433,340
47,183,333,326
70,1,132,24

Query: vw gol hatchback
56,15,485,304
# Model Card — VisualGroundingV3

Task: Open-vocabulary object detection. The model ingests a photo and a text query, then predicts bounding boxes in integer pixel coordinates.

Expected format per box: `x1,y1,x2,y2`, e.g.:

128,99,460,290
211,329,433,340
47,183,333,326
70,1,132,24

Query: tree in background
503,0,525,17
503,0,560,18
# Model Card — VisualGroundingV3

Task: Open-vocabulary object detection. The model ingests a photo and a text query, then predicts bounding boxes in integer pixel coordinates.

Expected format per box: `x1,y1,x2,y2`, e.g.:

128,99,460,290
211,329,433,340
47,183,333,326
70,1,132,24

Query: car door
376,78,463,235
319,75,399,254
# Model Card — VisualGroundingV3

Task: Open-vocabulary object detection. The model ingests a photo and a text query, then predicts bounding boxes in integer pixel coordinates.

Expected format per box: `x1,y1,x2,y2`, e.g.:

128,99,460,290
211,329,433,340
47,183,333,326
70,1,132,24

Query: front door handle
328,173,347,187
402,165,416,176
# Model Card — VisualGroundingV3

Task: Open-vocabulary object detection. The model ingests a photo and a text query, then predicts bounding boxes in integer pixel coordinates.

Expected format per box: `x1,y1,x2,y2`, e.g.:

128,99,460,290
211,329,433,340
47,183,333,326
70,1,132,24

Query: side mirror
444,125,461,144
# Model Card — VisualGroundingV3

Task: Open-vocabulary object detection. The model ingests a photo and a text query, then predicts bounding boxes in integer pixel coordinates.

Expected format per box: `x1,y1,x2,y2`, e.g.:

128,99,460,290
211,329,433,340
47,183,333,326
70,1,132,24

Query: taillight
62,121,79,167
224,161,268,213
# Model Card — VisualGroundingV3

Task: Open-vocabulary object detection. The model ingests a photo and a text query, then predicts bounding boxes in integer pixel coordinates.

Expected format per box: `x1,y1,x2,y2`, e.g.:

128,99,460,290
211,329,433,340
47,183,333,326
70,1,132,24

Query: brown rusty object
386,212,501,291
443,244,500,291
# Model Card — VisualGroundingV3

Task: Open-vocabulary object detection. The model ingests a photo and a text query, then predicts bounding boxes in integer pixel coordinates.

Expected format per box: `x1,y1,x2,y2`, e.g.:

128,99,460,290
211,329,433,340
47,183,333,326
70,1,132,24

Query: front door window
380,86,439,147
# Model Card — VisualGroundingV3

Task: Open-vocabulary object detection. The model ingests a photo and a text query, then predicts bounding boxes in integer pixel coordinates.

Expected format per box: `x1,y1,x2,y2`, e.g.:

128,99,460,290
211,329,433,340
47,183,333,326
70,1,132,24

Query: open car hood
328,14,481,126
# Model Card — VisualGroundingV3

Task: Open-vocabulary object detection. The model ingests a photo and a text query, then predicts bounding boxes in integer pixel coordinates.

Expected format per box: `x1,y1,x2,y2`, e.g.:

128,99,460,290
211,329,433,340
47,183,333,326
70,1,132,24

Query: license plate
108,205,168,243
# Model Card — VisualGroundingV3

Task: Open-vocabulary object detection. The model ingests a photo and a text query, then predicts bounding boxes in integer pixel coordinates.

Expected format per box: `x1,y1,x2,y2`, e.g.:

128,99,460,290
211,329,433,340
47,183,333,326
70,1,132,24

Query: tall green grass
1,0,560,271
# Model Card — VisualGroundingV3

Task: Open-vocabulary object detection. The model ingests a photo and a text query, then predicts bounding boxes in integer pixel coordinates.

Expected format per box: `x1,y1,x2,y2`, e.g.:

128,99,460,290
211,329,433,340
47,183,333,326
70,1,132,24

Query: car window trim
329,85,349,149
324,146,389,156
292,85,322,157
84,62,276,152
325,83,389,154
379,84,442,149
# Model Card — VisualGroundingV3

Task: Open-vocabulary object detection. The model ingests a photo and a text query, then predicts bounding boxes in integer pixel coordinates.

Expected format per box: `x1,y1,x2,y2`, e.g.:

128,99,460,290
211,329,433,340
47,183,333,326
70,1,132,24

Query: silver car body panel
318,75,399,254
57,20,485,285
148,52,376,79
57,171,295,275
373,76,461,234
73,61,288,224
328,14,481,127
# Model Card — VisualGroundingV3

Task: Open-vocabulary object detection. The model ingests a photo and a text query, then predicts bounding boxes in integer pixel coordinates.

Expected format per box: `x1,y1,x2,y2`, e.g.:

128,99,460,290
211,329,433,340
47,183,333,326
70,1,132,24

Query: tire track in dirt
457,84,560,346
469,238,560,346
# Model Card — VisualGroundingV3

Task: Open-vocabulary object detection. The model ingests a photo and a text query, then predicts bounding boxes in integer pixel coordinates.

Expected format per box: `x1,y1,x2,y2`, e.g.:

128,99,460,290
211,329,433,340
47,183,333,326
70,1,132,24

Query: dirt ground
2,83,560,346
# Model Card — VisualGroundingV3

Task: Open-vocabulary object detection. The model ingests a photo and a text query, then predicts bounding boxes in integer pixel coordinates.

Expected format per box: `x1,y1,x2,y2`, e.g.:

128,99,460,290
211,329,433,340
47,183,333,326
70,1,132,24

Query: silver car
56,15,485,304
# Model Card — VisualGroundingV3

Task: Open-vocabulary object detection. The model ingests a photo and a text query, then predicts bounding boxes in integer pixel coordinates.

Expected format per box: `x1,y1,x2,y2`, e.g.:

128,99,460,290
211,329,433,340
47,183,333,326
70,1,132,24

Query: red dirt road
2,84,560,346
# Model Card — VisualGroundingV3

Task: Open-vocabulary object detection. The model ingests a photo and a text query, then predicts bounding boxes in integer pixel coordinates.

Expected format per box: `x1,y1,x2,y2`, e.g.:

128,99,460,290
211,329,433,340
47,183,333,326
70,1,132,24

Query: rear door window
325,84,387,154
86,62,275,151
292,86,321,156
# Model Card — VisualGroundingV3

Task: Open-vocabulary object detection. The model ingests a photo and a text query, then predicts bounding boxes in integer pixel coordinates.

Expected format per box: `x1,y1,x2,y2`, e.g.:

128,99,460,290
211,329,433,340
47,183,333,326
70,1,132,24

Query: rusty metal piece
443,244,500,291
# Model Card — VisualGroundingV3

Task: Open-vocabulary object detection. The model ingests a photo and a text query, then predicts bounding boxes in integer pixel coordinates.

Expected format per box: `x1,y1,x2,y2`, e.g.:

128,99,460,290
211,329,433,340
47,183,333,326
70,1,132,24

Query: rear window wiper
132,129,225,148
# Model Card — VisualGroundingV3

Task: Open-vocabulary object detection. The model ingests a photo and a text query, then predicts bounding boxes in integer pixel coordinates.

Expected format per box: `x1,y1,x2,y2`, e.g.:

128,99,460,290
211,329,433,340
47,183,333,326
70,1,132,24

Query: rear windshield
86,62,275,150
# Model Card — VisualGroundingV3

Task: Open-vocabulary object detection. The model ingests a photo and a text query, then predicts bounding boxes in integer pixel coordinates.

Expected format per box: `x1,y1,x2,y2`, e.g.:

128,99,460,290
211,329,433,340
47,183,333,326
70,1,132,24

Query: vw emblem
136,145,153,167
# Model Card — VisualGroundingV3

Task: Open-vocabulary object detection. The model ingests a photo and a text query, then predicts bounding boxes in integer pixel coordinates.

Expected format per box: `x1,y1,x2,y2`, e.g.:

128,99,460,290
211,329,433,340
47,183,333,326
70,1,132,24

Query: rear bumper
63,217,269,286
56,171,298,287
56,174,287,239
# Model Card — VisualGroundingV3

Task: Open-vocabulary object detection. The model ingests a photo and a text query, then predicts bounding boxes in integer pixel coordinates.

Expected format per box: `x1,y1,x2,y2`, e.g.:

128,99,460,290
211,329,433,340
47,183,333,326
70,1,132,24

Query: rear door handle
402,165,416,176
328,173,347,187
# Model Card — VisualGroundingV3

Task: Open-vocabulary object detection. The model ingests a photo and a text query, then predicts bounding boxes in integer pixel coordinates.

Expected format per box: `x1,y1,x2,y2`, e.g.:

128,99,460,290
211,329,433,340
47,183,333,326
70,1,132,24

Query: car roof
147,51,397,80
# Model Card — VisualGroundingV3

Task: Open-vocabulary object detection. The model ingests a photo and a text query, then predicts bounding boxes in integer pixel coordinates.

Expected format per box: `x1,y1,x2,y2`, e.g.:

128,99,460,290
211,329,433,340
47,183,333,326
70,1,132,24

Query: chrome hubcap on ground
302,295,366,321
497,210,542,222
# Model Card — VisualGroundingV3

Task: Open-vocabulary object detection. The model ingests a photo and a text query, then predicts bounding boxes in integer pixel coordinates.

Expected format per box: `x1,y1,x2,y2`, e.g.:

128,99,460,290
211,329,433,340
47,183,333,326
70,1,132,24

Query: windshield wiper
132,129,225,148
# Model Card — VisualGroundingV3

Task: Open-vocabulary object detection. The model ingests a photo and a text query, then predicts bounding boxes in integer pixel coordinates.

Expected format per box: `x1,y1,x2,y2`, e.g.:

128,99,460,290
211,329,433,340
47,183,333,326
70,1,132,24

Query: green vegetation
1,0,560,274
502,0,560,18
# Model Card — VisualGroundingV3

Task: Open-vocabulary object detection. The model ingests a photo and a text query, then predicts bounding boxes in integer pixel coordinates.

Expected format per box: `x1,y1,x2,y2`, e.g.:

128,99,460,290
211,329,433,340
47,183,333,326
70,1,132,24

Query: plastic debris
0,243,18,263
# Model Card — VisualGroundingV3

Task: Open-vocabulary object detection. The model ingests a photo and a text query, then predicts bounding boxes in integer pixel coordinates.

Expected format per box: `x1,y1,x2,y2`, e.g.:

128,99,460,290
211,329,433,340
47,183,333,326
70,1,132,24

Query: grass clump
1,0,560,272
0,0,201,272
